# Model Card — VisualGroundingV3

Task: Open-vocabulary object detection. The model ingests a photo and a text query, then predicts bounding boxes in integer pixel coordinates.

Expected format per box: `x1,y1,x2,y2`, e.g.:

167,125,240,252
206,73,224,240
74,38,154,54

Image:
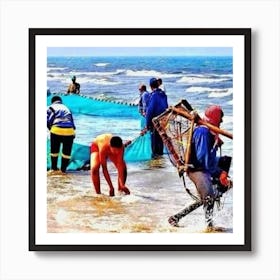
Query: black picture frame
29,28,251,251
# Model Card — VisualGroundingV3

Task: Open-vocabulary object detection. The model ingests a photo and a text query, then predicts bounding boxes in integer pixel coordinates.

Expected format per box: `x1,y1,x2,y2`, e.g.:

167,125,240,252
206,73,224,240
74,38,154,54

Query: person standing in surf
90,134,130,197
138,83,151,129
47,95,76,174
157,78,166,94
67,75,80,94
145,77,168,158
138,83,151,117
168,105,232,229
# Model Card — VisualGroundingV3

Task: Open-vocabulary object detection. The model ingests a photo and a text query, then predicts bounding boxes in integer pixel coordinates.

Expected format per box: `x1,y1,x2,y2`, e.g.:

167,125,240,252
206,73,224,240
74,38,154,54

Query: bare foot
168,216,179,227
119,187,130,195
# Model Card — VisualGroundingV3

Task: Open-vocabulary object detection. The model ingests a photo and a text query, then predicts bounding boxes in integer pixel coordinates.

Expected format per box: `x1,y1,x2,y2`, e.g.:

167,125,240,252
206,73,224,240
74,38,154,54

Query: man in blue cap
67,75,80,94
145,77,168,158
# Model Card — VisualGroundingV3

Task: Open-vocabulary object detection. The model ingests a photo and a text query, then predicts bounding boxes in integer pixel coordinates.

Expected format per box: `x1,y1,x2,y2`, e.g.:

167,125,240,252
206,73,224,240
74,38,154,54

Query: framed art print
29,28,251,251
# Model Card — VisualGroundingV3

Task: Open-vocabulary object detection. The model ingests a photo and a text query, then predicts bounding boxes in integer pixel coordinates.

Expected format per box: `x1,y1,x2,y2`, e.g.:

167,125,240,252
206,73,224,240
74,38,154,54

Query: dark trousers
150,129,164,157
50,133,74,172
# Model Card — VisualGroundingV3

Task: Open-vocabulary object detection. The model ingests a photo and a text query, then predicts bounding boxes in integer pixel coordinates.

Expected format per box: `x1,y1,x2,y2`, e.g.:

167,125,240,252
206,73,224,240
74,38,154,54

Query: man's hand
214,135,224,148
140,127,148,136
123,140,132,148
119,186,130,195
219,171,230,187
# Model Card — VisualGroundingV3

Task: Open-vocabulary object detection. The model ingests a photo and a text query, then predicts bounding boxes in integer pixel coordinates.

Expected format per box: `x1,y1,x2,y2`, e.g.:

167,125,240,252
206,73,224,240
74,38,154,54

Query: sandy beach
47,156,233,234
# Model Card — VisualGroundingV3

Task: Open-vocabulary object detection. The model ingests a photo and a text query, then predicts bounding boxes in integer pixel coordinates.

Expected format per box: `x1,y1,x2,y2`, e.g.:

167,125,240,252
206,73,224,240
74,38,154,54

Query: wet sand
47,156,233,234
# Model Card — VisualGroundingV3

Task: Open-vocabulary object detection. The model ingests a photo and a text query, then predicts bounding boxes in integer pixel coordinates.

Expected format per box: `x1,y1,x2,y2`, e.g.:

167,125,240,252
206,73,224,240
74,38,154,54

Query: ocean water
47,55,233,234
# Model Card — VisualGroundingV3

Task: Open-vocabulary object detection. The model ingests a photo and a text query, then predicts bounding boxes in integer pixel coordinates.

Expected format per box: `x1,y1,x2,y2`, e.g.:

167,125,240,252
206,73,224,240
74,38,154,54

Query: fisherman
145,77,168,158
138,83,151,117
90,133,130,196
168,105,232,229
47,95,76,174
67,75,80,94
138,83,151,129
157,78,166,94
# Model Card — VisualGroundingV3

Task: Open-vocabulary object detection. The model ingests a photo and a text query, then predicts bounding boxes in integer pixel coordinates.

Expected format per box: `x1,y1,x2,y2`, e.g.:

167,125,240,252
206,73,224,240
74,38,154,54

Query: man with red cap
168,104,232,229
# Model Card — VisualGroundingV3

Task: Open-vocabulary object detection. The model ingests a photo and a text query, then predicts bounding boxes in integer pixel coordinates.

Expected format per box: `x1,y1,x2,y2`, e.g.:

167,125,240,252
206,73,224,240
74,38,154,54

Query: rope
181,174,200,201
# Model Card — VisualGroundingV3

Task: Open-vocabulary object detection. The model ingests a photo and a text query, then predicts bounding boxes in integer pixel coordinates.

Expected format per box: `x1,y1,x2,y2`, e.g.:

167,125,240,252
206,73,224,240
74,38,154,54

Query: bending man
90,134,130,196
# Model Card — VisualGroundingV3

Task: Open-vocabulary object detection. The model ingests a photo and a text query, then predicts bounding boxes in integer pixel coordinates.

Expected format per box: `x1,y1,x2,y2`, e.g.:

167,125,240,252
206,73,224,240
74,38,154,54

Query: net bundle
152,99,197,175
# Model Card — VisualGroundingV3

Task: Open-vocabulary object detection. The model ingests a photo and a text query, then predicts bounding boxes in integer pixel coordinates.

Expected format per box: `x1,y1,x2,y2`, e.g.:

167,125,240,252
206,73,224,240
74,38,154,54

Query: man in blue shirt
146,77,168,158
138,84,151,117
47,95,76,174
168,105,232,229
138,84,151,129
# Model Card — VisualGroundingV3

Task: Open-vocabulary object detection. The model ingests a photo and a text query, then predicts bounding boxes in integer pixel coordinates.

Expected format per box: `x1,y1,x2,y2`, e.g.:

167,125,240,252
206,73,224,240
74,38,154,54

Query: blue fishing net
47,139,91,171
47,94,154,170
47,94,139,118
47,133,153,170
124,133,152,162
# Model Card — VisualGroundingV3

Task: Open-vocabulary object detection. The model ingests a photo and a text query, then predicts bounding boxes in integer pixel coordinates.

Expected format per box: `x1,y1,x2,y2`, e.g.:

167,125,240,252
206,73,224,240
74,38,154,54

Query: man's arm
100,153,115,196
193,128,218,174
115,154,130,194
47,107,55,130
116,160,127,189
142,92,150,115
67,84,71,93
145,94,155,129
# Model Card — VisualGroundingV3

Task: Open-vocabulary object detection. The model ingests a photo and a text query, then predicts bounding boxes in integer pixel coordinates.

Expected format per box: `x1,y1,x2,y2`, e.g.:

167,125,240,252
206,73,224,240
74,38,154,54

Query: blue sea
46,55,234,234
47,56,233,145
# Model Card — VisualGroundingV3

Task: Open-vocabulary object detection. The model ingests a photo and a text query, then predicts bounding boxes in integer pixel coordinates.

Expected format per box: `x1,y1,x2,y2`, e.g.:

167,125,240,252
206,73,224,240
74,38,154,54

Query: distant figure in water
67,75,80,94
157,78,166,94
168,105,232,229
90,134,130,196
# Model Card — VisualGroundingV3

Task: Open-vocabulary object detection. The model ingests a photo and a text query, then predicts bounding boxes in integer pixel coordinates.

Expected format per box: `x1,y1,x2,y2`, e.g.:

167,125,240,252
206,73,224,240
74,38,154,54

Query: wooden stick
171,107,233,139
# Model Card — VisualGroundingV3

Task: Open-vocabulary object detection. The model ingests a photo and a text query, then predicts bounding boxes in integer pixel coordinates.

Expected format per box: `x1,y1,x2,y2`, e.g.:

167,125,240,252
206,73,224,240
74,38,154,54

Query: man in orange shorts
90,134,130,196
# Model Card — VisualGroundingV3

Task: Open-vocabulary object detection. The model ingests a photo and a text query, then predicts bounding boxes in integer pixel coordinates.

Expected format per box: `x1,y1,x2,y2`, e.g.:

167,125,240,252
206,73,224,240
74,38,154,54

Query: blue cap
149,77,158,88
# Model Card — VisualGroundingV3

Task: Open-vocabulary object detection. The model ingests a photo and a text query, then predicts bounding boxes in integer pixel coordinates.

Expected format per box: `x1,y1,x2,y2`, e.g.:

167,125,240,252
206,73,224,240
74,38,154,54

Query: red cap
203,105,223,126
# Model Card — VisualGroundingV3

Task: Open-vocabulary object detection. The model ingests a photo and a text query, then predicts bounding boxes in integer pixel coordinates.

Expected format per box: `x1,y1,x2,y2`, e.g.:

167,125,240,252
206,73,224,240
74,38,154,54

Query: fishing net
47,133,152,171
124,132,152,162
48,134,153,171
47,139,91,171
47,93,139,118
46,97,233,173
47,93,154,170
47,96,213,171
